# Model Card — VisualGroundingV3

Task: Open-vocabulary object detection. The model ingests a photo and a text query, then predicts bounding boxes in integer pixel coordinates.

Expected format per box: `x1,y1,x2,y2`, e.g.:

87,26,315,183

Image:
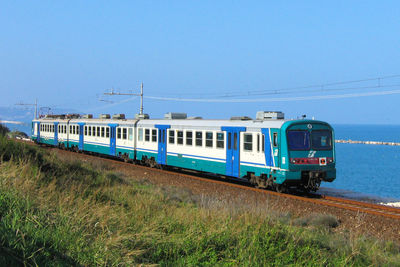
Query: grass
0,136,400,266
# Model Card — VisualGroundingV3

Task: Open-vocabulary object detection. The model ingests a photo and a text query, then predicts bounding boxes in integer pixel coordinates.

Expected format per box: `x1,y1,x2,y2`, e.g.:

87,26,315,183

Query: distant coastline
0,120,25,125
336,139,400,146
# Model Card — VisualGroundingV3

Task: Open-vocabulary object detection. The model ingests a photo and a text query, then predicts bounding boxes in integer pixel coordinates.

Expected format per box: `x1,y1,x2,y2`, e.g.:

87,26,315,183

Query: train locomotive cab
278,120,336,192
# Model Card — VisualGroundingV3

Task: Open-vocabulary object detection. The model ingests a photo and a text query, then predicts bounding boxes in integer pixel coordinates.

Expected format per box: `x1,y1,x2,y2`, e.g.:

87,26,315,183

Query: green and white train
32,111,336,192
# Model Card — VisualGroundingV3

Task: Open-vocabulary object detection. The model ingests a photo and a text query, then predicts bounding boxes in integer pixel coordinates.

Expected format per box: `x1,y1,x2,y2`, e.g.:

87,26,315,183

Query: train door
261,128,275,167
54,122,59,146
36,122,40,143
109,124,117,156
78,123,85,150
222,127,246,177
155,125,170,165
270,128,280,167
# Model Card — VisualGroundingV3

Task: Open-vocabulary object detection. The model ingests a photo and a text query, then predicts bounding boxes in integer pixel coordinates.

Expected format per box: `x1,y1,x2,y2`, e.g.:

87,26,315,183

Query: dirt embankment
53,148,400,243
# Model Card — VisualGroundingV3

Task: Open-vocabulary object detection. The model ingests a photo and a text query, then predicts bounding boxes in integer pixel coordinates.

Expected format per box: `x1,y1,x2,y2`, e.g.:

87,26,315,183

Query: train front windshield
288,130,332,151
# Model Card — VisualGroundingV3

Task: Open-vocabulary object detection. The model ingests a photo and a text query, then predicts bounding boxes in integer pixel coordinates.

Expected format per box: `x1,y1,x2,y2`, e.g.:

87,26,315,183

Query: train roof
33,117,332,130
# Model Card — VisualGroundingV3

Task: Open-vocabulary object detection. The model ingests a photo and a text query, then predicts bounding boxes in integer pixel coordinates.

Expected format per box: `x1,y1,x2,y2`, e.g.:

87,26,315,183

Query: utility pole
15,99,38,119
104,82,144,116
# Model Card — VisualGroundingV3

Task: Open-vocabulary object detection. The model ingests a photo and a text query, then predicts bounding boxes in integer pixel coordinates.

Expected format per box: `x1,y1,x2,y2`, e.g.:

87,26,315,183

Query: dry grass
0,137,400,266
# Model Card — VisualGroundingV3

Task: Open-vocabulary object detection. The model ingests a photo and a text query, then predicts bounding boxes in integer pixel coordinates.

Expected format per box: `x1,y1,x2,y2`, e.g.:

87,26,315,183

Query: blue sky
1,1,400,124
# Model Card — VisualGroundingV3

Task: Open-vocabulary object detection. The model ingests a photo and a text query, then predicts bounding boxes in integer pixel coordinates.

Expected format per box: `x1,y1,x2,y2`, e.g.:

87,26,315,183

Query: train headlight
290,158,296,164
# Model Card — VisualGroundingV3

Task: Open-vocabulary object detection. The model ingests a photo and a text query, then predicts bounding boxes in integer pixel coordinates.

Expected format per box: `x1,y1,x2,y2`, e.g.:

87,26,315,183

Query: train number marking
308,150,316,158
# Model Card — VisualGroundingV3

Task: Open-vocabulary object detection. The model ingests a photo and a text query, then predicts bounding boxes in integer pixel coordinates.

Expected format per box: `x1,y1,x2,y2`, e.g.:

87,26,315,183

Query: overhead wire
149,74,400,98
144,88,400,103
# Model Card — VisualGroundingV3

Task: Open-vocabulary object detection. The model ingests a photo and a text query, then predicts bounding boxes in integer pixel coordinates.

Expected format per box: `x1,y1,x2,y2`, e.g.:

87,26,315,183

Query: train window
123,128,127,140
169,130,175,144
311,130,332,150
206,132,213,147
273,133,278,147
69,125,72,134
262,134,265,152
216,132,224,148
117,128,121,139
244,134,253,151
96,127,100,137
128,128,133,141
89,126,92,136
100,127,104,137
106,127,110,138
177,131,183,145
128,128,133,140
287,131,310,150
228,133,231,149
58,125,60,133
84,126,87,136
138,128,143,141
196,131,203,147
186,131,192,146
257,134,260,152
145,129,150,141
152,129,157,142
234,133,237,150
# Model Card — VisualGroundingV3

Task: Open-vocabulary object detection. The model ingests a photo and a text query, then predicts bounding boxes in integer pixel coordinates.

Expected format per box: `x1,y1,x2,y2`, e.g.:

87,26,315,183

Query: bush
293,213,340,228
0,124,10,136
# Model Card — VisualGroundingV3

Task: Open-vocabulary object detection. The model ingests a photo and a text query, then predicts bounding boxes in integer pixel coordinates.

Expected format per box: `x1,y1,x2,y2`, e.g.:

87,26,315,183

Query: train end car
252,119,336,192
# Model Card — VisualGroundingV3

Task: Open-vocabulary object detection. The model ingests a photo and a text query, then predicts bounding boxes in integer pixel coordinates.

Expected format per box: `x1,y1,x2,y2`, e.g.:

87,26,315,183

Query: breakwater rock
336,140,400,146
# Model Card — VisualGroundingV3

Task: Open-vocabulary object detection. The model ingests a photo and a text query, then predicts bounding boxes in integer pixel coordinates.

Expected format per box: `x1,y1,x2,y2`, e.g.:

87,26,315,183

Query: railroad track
19,140,400,220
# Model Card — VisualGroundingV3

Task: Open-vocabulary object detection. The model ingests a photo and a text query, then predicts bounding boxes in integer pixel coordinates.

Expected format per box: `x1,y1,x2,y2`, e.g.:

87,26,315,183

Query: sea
330,124,400,201
4,122,400,200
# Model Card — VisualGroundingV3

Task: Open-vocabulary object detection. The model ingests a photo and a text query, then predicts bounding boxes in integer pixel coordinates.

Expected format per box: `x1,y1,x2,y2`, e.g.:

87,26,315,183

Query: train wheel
275,184,287,193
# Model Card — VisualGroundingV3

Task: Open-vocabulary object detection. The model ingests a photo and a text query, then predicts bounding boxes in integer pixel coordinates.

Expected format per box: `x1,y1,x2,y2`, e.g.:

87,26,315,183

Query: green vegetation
0,124,10,136
0,136,399,266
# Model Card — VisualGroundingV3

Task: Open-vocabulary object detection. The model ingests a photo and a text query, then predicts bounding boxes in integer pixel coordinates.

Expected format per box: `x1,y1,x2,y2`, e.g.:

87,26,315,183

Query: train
31,111,336,192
